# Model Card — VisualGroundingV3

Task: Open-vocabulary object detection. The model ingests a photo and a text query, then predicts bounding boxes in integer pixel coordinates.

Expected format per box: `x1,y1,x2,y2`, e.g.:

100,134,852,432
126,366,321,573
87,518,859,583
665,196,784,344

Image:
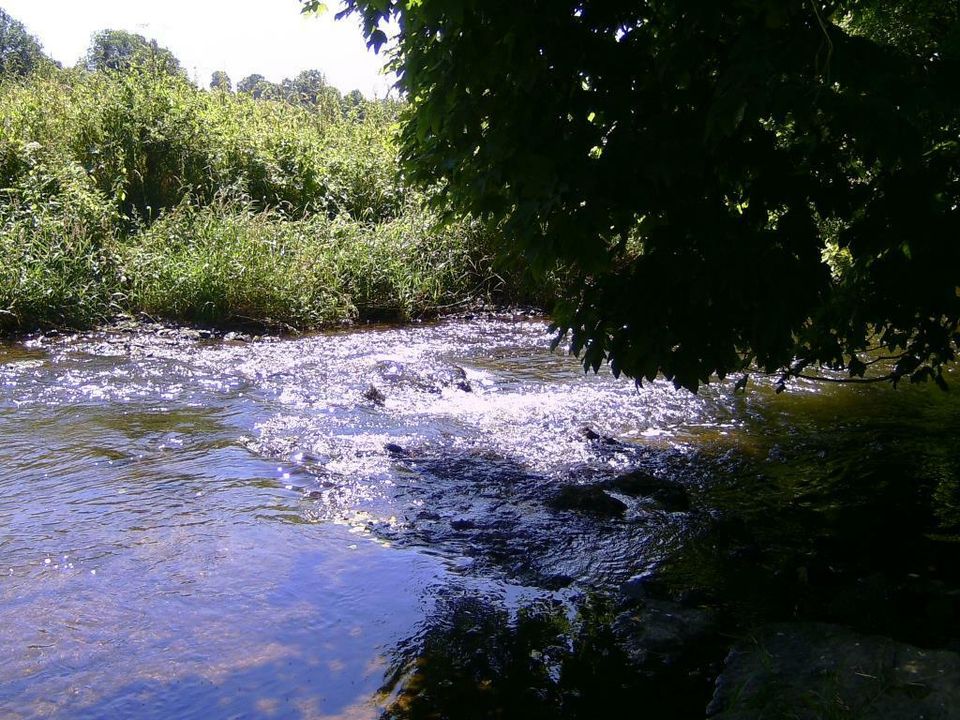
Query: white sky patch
1,0,396,97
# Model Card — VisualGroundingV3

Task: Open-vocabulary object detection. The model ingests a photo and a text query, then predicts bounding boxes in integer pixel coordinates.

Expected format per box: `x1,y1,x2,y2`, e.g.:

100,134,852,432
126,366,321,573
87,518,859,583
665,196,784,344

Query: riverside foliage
0,58,525,334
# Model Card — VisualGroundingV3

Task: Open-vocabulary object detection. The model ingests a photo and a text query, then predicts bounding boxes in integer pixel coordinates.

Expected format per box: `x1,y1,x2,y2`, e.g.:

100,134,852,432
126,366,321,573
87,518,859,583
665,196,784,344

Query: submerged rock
432,365,472,392
620,571,657,602
373,359,472,393
546,484,628,518
541,573,574,590
384,442,408,456
709,623,960,719
223,331,251,342
363,385,386,406
613,599,719,669
603,470,690,512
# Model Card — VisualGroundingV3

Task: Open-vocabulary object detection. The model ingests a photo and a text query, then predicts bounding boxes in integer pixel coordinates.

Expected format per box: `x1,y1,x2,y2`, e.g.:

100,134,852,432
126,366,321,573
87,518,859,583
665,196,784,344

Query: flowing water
1,316,959,718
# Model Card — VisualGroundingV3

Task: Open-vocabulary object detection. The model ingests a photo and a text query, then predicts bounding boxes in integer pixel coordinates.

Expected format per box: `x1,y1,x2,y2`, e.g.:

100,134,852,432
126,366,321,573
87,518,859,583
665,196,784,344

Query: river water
1,316,958,718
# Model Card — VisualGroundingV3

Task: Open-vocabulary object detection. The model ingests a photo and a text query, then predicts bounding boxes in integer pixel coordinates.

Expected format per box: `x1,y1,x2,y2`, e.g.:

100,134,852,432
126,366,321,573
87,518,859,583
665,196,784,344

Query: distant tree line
84,28,184,76
0,11,373,118
215,68,369,118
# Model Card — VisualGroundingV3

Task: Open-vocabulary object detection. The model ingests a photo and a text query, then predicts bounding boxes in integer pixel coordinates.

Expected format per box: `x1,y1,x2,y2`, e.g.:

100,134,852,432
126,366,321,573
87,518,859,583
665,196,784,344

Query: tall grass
0,65,543,334
0,135,120,332
0,212,117,332
120,201,497,328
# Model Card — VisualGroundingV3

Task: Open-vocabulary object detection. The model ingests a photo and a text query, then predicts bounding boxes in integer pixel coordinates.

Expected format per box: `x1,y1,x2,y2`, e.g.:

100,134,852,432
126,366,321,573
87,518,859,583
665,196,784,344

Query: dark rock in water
374,359,408,382
450,518,477,531
541,573,574,590
363,385,386,406
433,365,468,384
614,599,719,669
621,571,658,602
580,426,620,445
581,426,601,441
709,623,960,719
547,484,627,518
384,442,408,456
603,470,690,512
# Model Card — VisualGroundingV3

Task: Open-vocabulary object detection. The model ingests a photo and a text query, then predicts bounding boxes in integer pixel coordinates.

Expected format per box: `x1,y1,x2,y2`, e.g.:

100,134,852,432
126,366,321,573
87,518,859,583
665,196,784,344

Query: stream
2,316,959,718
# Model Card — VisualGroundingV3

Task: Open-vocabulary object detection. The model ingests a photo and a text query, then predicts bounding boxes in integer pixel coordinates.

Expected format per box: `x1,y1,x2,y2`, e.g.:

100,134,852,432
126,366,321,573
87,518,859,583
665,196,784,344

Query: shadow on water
369,443,691,591
377,591,721,720
649,381,960,647
370,381,960,718
380,593,571,720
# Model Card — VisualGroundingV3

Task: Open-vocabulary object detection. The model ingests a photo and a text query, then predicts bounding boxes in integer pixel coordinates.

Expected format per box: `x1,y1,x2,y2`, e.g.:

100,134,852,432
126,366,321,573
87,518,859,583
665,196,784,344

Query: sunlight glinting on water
0,317,754,718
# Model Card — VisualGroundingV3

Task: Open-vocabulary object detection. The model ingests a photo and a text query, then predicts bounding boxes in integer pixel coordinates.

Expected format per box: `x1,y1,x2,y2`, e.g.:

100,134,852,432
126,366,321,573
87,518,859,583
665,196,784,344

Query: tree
342,88,366,116
210,70,232,92
280,68,344,116
283,68,327,105
0,9,47,78
237,73,277,99
237,69,348,118
84,29,184,76
305,0,960,392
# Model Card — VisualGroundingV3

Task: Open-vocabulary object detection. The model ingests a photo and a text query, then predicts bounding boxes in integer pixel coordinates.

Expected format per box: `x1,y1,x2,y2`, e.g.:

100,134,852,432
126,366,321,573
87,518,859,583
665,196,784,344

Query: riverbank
0,67,555,337
0,200,546,337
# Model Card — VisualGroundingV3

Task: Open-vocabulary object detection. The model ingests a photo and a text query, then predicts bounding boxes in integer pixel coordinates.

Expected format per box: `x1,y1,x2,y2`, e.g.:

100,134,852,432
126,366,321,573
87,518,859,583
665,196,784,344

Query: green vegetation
321,0,960,391
84,29,184,76
235,68,365,119
0,8,49,78
122,202,496,328
0,23,531,335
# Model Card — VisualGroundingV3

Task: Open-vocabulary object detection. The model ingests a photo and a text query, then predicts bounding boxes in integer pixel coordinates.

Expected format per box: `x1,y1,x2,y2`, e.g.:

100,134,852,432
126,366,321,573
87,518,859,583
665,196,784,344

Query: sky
1,0,395,97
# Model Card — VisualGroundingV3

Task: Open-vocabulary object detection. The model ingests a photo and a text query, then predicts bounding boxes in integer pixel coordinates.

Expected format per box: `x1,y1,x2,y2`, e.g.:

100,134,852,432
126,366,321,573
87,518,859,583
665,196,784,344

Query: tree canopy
210,70,232,92
0,8,48,78
237,72,272,98
84,29,184,76
306,0,960,391
237,68,368,119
